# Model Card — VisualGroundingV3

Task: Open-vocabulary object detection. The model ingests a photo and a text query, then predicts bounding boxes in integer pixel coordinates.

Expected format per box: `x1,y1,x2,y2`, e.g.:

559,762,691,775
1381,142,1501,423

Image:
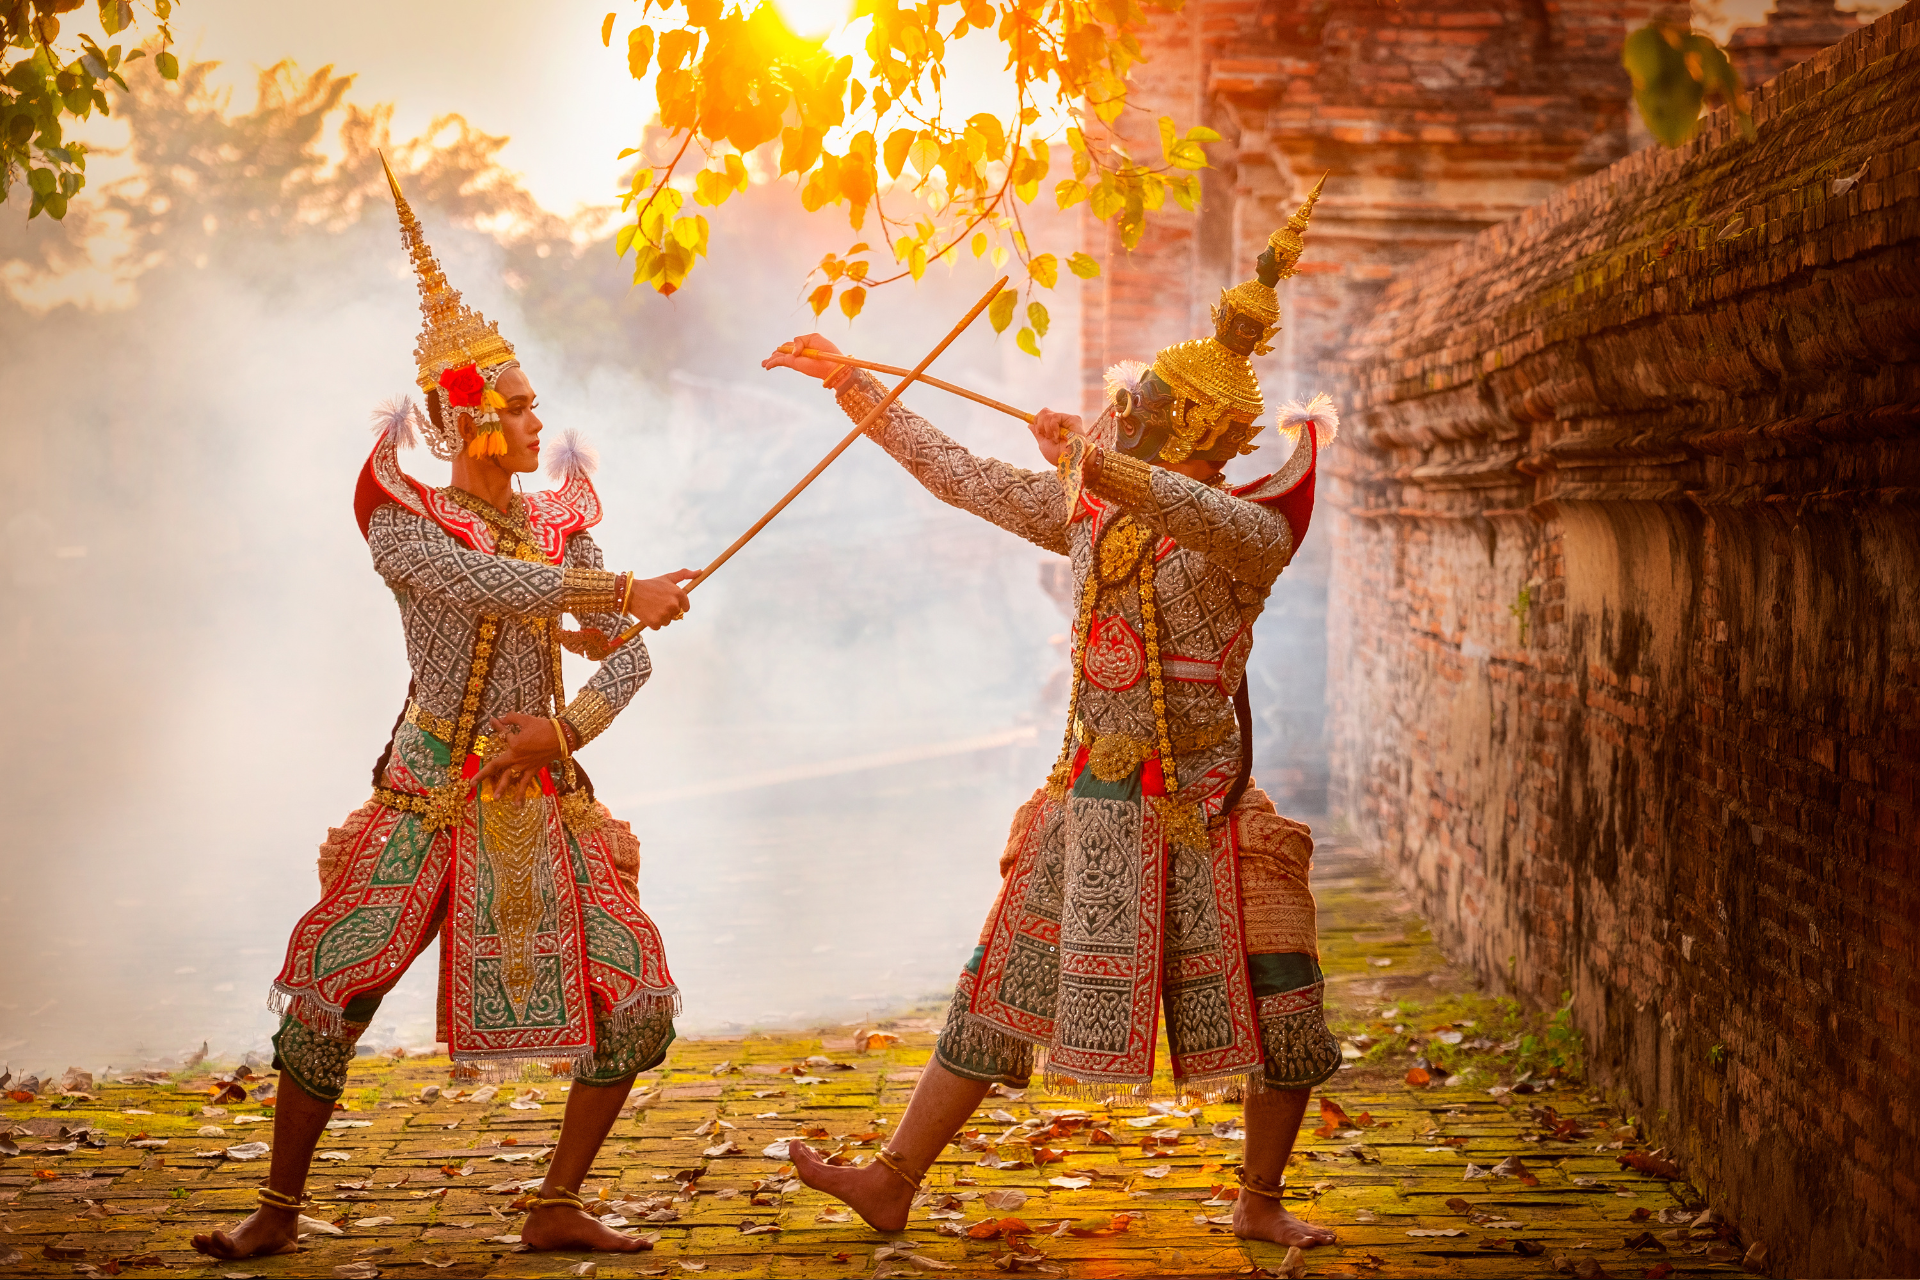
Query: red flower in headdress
438,363,485,408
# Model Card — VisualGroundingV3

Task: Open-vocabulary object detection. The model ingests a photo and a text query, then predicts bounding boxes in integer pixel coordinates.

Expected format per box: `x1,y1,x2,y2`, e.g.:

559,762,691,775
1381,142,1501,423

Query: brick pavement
0,838,1750,1278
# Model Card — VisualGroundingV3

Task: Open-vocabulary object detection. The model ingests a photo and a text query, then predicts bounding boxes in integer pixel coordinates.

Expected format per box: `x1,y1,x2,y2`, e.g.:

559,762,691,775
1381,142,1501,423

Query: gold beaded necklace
1046,514,1207,849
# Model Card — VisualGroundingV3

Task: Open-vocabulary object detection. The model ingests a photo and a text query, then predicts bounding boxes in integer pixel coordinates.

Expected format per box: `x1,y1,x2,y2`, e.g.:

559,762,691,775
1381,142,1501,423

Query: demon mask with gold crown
378,153,520,461
1103,174,1325,465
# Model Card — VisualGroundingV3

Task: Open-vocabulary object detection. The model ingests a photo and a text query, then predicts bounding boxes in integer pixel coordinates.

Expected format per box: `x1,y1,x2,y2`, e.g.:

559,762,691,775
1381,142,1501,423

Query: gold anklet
873,1147,923,1190
256,1187,307,1212
522,1186,591,1214
1235,1165,1286,1200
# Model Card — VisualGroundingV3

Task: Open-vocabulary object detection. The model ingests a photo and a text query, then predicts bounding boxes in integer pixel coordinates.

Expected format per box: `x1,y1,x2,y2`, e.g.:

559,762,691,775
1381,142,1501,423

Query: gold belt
1074,715,1236,783
405,699,458,743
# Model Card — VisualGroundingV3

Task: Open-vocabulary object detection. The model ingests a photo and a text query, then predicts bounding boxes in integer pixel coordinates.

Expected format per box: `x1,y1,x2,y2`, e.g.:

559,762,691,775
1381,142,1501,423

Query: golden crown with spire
1144,174,1326,462
382,153,518,458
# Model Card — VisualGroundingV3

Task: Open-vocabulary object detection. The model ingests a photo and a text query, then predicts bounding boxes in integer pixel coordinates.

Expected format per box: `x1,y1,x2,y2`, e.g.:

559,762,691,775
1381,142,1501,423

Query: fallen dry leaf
1314,1097,1354,1138
989,1244,1051,1273
982,1190,1028,1211
1406,1067,1433,1087
967,1216,1033,1241
1491,1155,1540,1186
1617,1151,1683,1179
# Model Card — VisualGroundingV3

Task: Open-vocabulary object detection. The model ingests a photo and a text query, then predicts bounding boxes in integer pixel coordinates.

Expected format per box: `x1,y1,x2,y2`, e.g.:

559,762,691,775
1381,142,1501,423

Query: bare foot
1233,1192,1338,1247
787,1139,915,1232
190,1205,300,1259
520,1202,650,1252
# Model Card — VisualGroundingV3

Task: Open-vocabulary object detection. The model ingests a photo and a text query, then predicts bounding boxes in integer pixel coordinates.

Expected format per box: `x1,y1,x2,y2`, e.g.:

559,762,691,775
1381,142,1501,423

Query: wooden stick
799,349,1036,424
603,276,1009,649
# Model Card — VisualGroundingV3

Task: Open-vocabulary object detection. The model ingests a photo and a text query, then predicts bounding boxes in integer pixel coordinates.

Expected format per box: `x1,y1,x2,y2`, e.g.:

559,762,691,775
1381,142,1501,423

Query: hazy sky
79,0,1899,214
163,0,1018,216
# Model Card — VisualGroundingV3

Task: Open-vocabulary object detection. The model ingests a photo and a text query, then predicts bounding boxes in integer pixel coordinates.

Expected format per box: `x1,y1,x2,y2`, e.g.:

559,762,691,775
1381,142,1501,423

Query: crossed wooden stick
608,275,1022,647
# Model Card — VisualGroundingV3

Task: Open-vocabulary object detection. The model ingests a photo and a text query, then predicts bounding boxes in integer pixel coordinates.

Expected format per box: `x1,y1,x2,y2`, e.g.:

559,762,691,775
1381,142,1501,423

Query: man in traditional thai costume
194,162,691,1260
766,182,1343,1248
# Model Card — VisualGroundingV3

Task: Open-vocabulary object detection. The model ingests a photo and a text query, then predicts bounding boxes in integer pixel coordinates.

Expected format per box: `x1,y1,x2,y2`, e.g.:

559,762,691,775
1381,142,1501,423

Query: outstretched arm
1080,446,1297,588
369,504,626,620
765,335,1070,555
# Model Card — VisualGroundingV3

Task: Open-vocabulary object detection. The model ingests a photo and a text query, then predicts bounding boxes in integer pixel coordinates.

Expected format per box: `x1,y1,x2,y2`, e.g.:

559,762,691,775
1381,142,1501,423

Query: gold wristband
550,716,572,763
1085,447,1154,511
559,688,614,749
619,573,637,617
562,565,620,613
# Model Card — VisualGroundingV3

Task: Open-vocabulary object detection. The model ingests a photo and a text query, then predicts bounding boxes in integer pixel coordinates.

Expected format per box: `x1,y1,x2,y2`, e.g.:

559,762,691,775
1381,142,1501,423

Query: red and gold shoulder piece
1231,420,1320,548
522,471,603,563
353,433,496,552
1231,419,1318,508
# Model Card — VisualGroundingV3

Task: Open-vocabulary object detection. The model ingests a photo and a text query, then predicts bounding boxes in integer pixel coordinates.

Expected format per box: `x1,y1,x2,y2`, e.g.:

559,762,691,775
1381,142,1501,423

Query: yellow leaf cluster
604,0,1213,353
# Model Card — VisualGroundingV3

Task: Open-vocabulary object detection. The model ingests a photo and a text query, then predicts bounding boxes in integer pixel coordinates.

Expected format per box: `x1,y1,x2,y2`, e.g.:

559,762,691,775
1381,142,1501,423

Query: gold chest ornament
1047,513,1210,850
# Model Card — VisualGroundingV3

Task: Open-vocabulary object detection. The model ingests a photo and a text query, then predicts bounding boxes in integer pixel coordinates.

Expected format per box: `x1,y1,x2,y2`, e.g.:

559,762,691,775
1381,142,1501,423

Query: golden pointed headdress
1142,174,1326,462
1267,171,1325,280
382,153,517,459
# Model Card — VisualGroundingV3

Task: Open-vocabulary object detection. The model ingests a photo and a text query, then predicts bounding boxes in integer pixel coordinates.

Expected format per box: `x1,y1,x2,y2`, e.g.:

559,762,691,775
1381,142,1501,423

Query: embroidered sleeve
1086,449,1295,586
367,504,614,618
836,369,1069,555
558,531,652,746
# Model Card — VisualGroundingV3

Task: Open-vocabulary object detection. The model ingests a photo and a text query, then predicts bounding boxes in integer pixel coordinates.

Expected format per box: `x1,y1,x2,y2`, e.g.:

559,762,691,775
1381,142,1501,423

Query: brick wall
1081,0,1648,807
1323,9,1920,1275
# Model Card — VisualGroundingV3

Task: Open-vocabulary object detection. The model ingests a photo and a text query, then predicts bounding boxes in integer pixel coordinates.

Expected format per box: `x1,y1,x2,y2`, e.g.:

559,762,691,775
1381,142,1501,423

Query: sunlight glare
774,0,850,38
